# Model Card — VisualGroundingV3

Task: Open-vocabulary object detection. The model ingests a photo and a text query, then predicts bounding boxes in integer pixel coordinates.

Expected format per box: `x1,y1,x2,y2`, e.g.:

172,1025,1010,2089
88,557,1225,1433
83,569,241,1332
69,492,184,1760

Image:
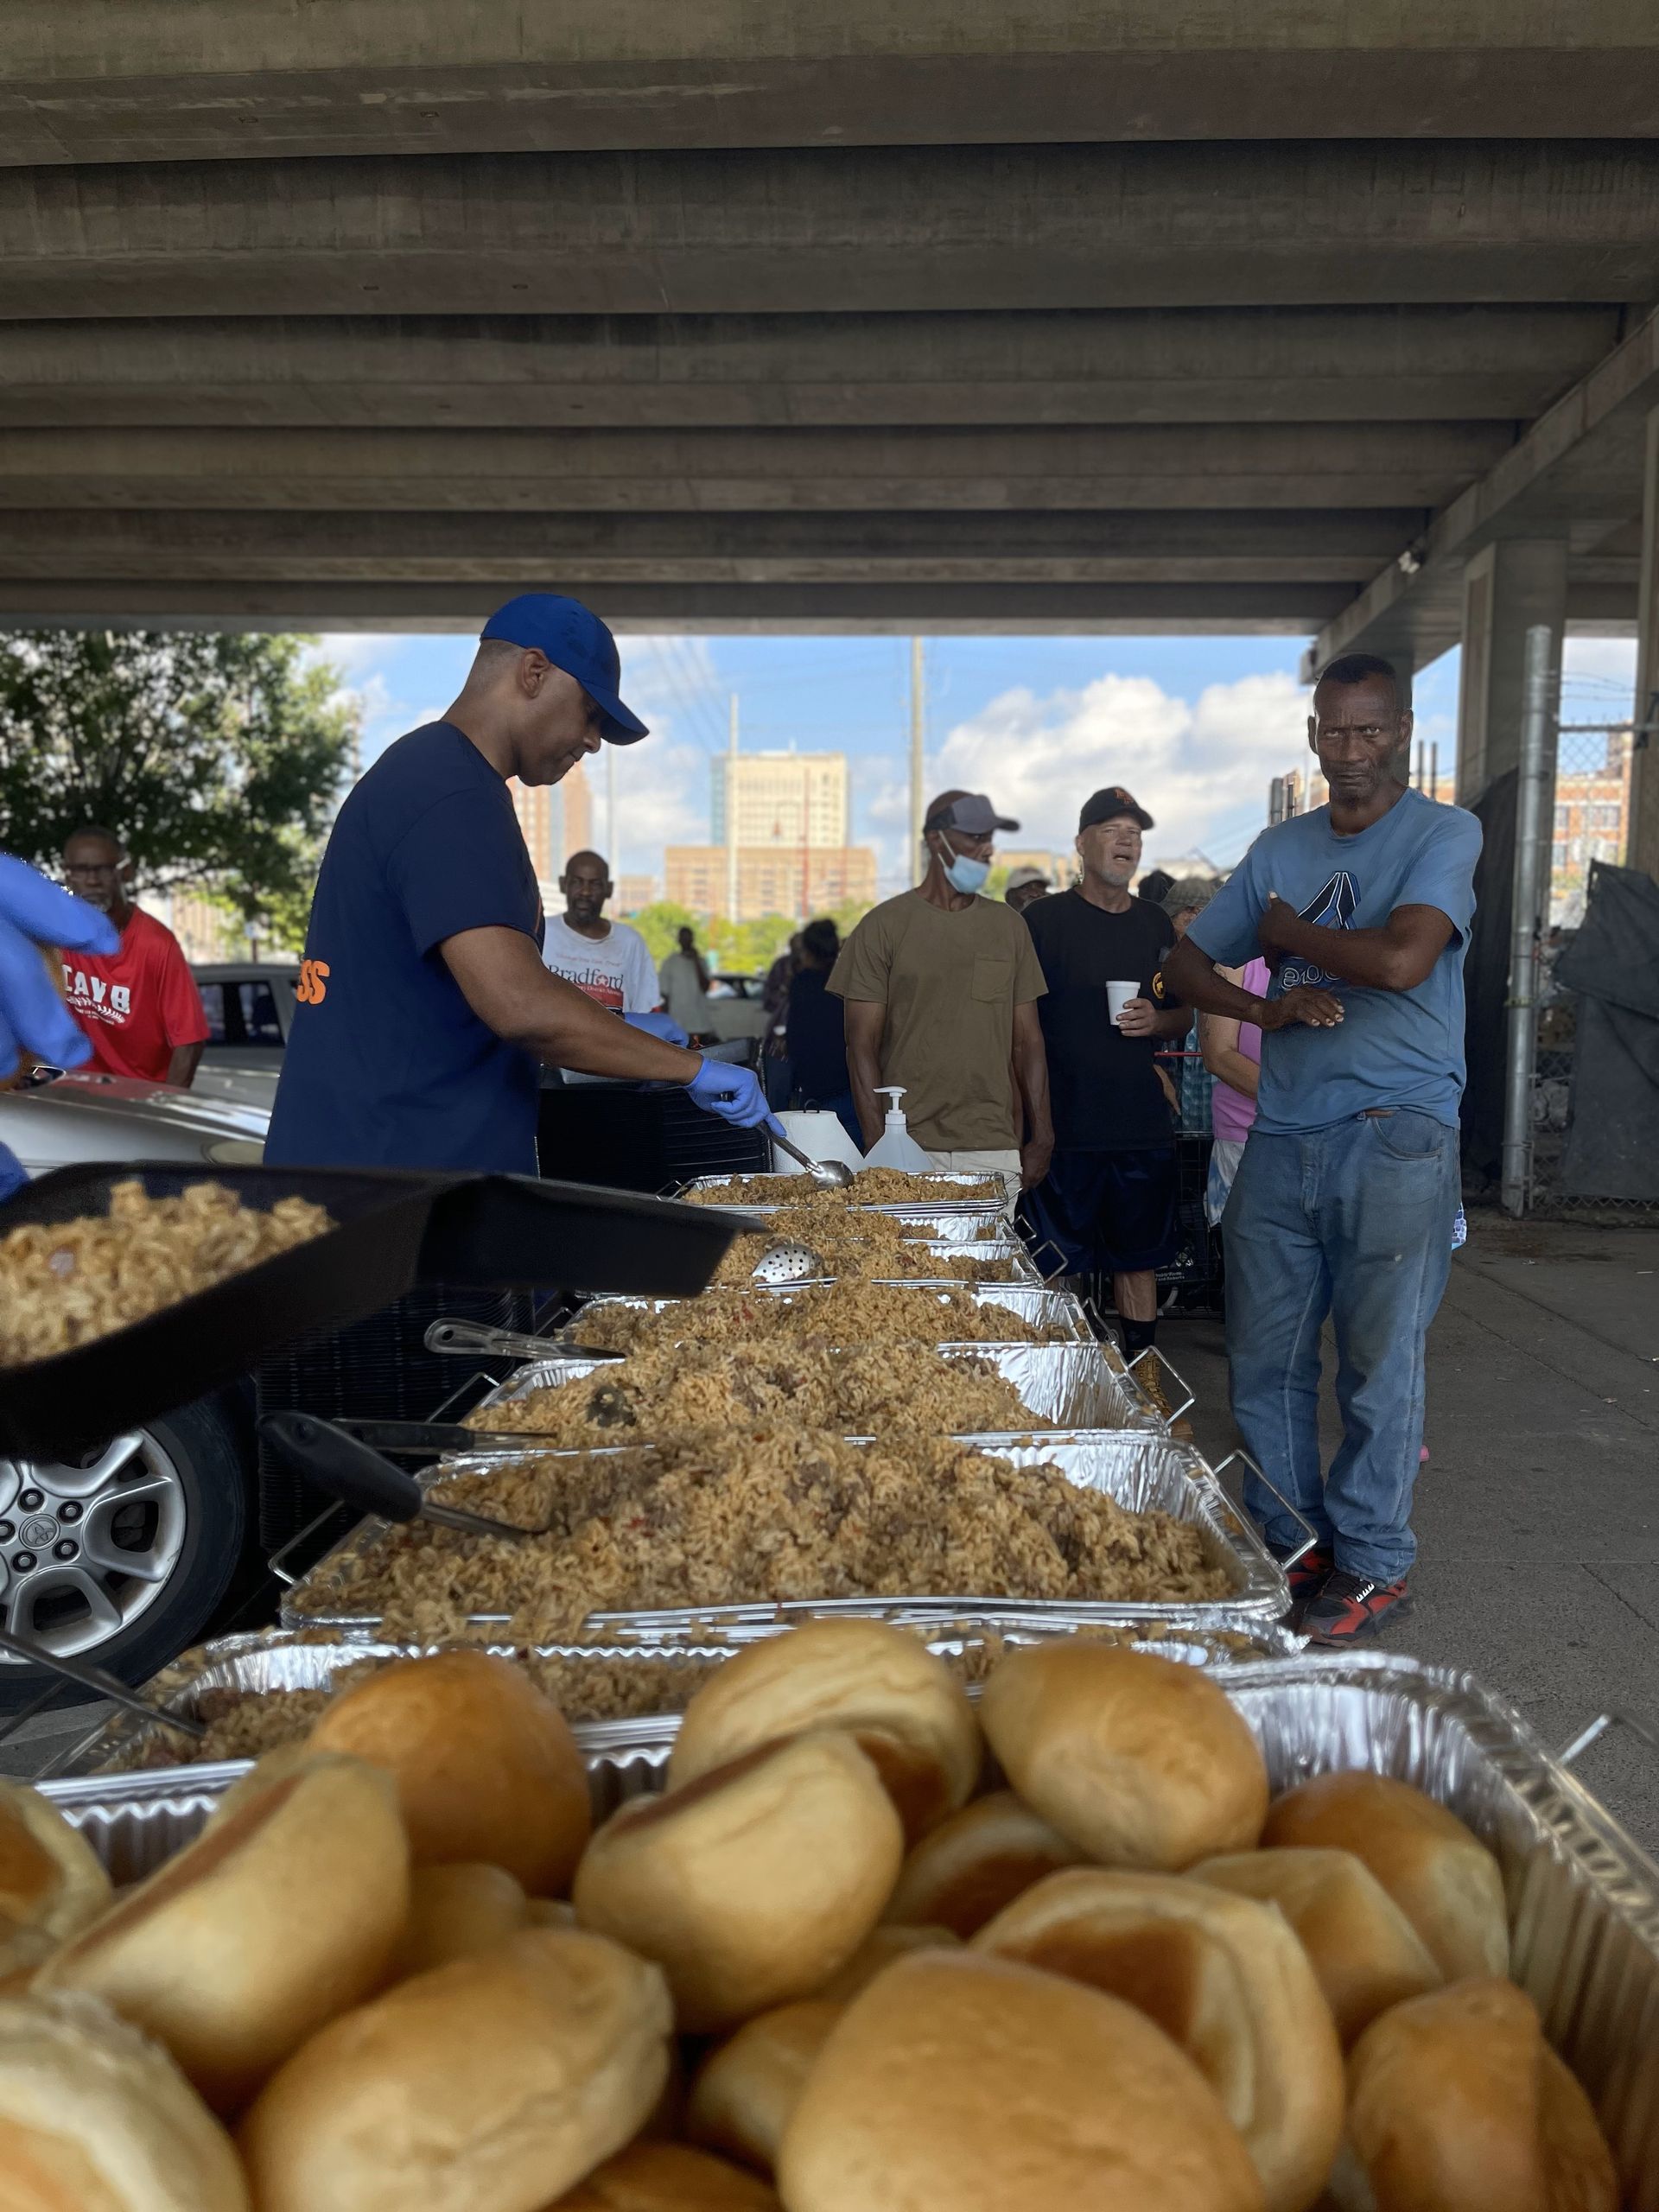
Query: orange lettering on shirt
296,959,331,1006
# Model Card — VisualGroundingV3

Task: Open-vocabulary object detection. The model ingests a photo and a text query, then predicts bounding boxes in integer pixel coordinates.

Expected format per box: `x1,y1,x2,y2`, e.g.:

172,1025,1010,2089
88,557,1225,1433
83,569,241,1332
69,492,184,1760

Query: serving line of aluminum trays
37,1648,1659,2202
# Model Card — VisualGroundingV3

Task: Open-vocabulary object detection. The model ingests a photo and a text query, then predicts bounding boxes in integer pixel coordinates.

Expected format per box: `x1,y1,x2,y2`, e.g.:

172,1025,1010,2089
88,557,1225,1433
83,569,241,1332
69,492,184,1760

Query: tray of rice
573,1281,1090,1351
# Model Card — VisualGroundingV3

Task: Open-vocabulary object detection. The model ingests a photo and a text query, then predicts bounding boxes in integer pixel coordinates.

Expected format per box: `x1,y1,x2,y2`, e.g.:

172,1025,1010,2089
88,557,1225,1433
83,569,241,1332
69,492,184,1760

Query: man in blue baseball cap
267,594,779,1174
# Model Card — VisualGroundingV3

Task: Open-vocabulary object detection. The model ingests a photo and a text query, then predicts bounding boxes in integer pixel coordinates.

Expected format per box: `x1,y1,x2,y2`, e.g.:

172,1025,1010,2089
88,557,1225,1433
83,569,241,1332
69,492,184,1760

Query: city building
509,759,595,884
1551,730,1630,925
615,872,658,914
998,847,1079,891
665,845,878,919
713,749,849,850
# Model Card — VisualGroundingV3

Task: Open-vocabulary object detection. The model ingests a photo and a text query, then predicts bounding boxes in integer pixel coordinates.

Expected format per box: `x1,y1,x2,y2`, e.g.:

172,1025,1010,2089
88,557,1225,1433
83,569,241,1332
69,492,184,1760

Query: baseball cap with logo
480,594,649,745
1078,786,1154,833
924,791,1020,837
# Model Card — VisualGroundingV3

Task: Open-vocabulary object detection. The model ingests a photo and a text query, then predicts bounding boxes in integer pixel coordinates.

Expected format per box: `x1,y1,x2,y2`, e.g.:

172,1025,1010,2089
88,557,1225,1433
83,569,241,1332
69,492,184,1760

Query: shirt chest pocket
971,957,1013,1003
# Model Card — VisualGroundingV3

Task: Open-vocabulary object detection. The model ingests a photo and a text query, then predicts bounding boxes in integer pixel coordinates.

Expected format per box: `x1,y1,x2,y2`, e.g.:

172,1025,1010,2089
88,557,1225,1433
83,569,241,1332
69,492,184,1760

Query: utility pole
909,637,925,887
725,692,740,925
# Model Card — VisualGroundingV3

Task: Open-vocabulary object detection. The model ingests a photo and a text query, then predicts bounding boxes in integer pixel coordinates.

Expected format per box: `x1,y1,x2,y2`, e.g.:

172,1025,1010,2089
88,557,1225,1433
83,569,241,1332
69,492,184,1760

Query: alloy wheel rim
0,1433,188,1664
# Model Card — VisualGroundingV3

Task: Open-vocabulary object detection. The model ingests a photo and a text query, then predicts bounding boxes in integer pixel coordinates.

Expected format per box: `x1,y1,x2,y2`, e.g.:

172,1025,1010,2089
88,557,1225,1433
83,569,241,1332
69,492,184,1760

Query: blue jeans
1224,1110,1459,1583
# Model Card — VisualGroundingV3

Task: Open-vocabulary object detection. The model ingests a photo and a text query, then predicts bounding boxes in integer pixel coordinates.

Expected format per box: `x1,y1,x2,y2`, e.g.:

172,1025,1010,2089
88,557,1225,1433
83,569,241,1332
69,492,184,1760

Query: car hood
0,1070,270,1174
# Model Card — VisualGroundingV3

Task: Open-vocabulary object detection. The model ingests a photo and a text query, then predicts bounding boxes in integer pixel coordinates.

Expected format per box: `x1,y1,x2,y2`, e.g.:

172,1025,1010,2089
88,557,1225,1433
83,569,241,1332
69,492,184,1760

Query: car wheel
0,1393,251,1712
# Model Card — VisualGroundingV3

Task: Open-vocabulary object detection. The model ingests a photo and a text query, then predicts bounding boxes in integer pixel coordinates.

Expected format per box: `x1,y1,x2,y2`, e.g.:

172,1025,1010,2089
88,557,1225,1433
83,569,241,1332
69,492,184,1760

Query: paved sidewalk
1177,1212,1659,1848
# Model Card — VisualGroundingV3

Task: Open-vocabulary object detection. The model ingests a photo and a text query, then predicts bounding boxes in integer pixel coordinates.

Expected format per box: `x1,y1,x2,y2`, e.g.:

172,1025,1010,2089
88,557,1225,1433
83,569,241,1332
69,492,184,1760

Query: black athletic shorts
1016,1145,1180,1276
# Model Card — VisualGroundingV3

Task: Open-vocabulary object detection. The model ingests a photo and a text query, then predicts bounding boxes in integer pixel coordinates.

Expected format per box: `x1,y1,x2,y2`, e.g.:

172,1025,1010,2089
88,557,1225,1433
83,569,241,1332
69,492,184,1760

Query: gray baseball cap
925,791,1020,836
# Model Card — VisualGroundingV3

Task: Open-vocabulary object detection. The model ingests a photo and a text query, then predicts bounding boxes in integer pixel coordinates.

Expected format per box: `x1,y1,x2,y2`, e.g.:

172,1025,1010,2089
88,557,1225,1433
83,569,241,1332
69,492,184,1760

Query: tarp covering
1555,861,1659,1201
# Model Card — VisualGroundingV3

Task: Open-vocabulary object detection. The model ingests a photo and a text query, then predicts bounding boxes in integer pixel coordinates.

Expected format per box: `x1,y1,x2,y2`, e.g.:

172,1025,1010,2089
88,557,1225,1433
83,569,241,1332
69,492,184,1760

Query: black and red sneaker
1300,1569,1413,1646
1276,1545,1333,1607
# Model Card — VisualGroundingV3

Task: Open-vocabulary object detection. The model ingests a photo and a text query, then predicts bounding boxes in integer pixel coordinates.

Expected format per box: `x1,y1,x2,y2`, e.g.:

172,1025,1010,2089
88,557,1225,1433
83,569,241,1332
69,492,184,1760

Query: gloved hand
0,854,120,1204
685,1056,784,1135
624,1009,690,1046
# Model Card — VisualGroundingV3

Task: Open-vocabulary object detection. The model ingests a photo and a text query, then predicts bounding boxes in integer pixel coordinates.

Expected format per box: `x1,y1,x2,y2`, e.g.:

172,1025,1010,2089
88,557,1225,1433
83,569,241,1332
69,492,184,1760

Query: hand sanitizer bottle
863,1086,933,1171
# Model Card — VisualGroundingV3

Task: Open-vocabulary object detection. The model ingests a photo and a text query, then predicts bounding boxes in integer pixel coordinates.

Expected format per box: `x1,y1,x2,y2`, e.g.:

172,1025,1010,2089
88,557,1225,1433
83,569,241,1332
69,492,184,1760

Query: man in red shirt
58,826,208,1087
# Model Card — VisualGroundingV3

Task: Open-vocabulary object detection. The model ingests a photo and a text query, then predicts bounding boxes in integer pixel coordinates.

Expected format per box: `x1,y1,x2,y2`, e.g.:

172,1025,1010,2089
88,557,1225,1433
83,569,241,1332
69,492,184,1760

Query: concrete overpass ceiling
0,5,1653,636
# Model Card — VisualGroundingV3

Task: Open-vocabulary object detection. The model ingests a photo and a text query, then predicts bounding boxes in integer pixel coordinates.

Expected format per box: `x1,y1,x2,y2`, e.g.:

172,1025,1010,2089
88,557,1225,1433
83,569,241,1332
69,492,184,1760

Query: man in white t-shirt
540,850,677,1035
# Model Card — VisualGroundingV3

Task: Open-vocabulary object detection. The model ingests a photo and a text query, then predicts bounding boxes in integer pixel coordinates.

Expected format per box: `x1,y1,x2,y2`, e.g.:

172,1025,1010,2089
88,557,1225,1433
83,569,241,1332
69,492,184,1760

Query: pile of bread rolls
0,1627,1623,2211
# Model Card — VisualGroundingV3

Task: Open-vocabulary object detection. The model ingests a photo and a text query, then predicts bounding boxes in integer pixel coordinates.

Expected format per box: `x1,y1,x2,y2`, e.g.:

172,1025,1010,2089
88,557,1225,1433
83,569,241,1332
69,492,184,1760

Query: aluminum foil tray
36,1653,1659,2201
679,1170,1001,1214
46,1613,1300,1782
471,1340,1159,1438
278,1427,1288,1638
578,1282,1090,1343
693,1203,1007,1245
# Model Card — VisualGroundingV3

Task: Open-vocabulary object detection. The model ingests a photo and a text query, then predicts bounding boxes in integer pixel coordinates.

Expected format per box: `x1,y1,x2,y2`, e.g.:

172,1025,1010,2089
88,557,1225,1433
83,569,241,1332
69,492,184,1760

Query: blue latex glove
0,854,118,1076
685,1056,784,1135
0,854,120,1203
624,1008,690,1046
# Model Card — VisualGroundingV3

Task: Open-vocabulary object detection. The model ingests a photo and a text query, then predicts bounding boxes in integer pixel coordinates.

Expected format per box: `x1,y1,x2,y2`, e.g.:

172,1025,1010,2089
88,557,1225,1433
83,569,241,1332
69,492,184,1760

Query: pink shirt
1210,957,1269,1143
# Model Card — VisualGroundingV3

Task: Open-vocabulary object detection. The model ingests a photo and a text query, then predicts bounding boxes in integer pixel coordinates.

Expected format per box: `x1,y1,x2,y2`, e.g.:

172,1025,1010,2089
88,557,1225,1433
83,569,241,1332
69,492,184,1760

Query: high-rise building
665,845,878,920
615,872,658,914
1551,729,1630,925
562,760,594,860
509,759,597,890
712,751,849,850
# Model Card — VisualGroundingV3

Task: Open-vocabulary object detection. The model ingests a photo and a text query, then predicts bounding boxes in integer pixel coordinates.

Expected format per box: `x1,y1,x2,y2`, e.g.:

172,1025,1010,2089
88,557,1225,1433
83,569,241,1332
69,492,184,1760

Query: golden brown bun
238,1928,671,2212
980,1643,1268,1870
975,1867,1342,2212
1194,1847,1442,2047
526,1896,579,1929
669,1620,980,1844
37,1751,409,2113
0,1781,111,1945
307,1649,591,1894
688,1999,842,2175
880,1788,1086,1936
1334,1978,1618,2212
778,1948,1264,2212
394,1861,529,1977
574,1731,903,2032
0,1922,60,1996
813,1922,958,2002
0,1990,249,2211
1261,1772,1509,1981
553,2141,781,2209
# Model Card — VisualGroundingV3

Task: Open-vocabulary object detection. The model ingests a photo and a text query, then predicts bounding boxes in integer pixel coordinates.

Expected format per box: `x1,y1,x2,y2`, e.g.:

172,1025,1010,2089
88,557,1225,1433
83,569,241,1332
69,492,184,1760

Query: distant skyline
314,629,1637,899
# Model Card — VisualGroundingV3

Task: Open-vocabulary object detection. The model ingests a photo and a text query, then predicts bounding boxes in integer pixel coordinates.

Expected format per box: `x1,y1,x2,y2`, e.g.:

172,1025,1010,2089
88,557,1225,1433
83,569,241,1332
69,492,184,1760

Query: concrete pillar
1454,539,1567,809
1630,407,1659,882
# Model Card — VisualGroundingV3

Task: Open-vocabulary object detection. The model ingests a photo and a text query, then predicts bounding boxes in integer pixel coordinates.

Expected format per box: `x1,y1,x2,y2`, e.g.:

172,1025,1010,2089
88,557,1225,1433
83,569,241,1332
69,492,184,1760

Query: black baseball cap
1079,786,1154,832
480,594,649,745
924,791,1020,836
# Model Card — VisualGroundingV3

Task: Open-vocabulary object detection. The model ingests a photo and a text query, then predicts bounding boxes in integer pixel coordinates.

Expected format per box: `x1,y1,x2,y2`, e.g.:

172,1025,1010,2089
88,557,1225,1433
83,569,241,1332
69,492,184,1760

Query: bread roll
778,1948,1263,2212
975,1867,1342,2212
37,1751,408,2113
238,1928,671,2212
814,1921,958,2002
1334,1978,1618,2212
688,1999,842,2174
394,1861,529,1977
0,1923,61,1996
0,1989,248,2211
1261,1772,1509,1980
574,1730,903,2032
0,1780,111,1942
307,1649,590,1893
880,1788,1085,1936
980,1643,1268,1869
669,1621,979,1843
555,2141,781,2209
1194,1847,1442,2046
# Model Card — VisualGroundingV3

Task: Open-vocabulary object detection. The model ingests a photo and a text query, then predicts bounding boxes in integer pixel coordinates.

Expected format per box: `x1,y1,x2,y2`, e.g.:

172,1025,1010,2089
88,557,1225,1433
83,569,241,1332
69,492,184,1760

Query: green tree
627,900,701,967
0,630,357,938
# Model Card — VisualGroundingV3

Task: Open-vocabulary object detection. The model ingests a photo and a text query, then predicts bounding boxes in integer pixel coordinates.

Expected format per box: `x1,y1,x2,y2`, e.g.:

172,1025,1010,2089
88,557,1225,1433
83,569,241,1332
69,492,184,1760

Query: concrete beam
0,579,1359,635
0,424,1508,513
0,308,1614,429
0,508,1430,584
3,4,1656,163
1308,304,1659,673
5,143,1658,320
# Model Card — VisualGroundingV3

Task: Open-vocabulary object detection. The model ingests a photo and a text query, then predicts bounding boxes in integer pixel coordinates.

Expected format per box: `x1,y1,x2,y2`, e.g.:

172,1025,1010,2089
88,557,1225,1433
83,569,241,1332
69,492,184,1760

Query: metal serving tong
259,1411,543,1543
0,1624,207,1747
424,1318,624,1363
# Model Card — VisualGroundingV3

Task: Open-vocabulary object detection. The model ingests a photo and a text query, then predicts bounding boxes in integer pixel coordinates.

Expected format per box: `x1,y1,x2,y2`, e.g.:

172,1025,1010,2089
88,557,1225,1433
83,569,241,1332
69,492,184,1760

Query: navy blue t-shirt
265,722,543,1173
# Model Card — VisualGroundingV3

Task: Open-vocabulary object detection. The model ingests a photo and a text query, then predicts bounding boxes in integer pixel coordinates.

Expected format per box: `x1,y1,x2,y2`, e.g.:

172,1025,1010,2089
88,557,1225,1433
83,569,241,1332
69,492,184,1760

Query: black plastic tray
0,1164,759,1458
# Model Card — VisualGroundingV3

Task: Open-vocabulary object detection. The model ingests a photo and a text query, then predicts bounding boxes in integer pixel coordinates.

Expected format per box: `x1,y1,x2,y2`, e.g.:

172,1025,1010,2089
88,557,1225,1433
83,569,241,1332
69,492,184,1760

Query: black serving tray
0,1164,760,1458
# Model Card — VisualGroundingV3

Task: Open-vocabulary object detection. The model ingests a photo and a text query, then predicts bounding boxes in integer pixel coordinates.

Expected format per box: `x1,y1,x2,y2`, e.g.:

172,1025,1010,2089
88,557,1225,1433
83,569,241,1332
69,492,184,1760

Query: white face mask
938,836,991,894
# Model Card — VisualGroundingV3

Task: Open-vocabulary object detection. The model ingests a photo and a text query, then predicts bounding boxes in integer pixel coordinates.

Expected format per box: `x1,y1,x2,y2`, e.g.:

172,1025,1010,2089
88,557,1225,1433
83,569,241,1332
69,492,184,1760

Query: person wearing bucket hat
830,791,1052,1206
266,594,779,1174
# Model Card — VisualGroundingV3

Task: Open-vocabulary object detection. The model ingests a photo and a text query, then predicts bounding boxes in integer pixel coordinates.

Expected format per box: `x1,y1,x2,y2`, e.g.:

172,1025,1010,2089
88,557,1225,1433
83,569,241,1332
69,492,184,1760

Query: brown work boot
1133,1352,1194,1440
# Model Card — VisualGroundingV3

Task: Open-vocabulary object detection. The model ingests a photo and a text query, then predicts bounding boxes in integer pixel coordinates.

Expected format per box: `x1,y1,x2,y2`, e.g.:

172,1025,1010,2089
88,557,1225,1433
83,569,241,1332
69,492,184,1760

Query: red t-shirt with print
59,906,209,1083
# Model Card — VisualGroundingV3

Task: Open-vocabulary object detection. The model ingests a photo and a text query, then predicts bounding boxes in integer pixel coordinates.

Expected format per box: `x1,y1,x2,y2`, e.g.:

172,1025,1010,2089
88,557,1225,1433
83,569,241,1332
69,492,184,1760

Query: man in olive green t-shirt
829,790,1053,1205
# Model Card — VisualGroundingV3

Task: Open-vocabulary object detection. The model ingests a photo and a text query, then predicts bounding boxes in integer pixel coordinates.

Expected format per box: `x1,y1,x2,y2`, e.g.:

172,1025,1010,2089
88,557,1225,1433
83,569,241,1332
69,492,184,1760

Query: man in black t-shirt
1017,787,1192,1414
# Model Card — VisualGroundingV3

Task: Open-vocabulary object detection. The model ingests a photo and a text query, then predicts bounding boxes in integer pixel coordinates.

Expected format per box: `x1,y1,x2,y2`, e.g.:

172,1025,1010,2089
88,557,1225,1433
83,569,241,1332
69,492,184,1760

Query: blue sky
316,628,1635,900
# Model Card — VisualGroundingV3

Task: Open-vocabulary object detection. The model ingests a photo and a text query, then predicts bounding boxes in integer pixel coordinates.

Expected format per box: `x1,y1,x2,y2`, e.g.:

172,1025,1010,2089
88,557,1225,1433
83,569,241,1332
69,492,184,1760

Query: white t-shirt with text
540,914,660,1015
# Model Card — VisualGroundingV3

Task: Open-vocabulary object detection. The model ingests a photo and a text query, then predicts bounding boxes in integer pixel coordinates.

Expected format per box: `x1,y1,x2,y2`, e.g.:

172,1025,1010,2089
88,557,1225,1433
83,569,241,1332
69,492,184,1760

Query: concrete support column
1630,407,1659,883
1454,539,1567,809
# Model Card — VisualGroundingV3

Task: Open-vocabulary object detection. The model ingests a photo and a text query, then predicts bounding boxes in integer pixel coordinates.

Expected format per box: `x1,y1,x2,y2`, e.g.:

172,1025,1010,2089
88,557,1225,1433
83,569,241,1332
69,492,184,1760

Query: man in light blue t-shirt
1162,653,1482,1646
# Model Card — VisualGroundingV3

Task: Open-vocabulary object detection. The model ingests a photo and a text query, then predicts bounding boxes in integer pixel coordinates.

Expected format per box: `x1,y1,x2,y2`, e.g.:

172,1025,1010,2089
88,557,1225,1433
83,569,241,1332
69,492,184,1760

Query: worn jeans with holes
1223,1109,1459,1584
